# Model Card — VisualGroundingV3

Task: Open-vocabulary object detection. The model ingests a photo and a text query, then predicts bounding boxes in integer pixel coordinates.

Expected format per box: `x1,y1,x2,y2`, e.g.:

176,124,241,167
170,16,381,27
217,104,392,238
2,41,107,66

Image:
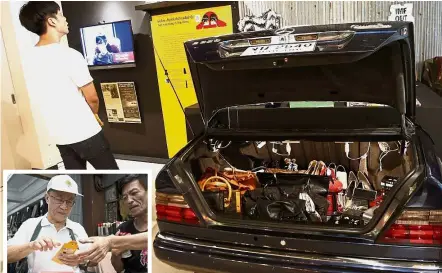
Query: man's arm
80,82,99,114
110,229,125,273
77,233,148,264
109,232,147,251
7,244,34,263
111,251,124,273
7,219,34,263
8,219,61,263
8,237,61,263
68,48,101,116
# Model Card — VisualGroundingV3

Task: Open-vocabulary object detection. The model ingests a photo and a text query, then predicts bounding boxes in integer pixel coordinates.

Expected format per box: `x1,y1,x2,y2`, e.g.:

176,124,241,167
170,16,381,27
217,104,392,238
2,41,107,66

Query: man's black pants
56,130,119,170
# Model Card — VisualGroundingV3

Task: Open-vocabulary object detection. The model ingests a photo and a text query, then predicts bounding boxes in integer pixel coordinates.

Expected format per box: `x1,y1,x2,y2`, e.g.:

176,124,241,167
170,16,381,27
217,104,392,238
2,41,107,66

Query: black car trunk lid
184,22,416,137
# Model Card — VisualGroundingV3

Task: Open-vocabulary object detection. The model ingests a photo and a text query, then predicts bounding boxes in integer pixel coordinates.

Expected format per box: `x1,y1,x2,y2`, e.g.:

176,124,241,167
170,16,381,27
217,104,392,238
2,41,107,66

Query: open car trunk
181,138,415,228
164,22,420,231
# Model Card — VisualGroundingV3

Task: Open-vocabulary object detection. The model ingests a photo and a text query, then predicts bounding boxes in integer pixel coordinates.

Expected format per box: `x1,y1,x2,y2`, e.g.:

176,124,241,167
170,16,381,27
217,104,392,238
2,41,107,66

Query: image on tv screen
80,20,135,67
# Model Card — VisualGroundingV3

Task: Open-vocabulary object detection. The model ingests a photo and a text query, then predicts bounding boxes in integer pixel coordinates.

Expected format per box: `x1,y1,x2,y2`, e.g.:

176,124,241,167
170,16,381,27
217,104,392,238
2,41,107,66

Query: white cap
47,175,83,196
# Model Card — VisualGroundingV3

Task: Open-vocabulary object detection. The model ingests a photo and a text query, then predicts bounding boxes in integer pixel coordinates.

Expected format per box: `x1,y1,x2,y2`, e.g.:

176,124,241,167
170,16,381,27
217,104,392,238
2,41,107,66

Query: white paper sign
388,3,415,24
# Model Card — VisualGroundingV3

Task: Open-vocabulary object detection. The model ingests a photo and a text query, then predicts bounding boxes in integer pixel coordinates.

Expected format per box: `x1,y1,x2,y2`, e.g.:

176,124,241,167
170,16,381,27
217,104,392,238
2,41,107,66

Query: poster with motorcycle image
100,82,141,123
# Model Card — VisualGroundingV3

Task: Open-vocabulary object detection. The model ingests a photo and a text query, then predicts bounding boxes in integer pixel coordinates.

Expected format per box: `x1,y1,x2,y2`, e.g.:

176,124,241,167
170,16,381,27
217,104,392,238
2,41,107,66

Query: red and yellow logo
196,11,227,29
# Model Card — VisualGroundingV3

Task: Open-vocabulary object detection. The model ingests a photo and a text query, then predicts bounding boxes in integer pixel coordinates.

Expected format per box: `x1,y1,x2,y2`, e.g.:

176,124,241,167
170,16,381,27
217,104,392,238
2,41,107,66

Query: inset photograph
5,172,149,273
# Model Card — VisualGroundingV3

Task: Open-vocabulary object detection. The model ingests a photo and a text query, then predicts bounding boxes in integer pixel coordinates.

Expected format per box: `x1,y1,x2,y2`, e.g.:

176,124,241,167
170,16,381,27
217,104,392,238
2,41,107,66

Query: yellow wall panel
151,5,233,158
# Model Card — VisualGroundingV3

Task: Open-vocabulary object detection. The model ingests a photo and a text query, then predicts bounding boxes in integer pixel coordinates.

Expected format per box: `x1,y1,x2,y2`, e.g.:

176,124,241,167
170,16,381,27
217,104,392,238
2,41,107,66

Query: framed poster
100,82,141,123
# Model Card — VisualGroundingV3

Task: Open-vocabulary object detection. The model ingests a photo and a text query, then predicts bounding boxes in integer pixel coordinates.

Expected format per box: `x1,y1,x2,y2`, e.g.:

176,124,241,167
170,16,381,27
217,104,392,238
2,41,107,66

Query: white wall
1,1,68,170
1,25,31,171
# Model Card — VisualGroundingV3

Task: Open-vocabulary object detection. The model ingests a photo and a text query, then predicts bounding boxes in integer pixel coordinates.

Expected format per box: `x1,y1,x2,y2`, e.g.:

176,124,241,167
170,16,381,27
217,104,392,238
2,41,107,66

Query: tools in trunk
196,143,402,226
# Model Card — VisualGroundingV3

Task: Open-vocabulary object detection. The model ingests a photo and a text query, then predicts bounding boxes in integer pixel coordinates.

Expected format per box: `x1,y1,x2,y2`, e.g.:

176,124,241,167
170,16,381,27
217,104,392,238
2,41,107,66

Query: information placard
100,82,141,123
151,6,234,157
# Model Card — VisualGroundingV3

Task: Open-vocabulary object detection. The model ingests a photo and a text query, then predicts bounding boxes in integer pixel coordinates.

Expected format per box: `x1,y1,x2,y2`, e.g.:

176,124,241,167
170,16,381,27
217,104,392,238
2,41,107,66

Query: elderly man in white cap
7,175,93,273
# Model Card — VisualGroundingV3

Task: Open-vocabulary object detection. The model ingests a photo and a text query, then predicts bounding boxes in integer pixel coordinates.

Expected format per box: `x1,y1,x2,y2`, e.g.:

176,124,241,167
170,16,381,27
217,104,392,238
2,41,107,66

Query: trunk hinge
227,107,231,129
226,106,240,129
400,114,415,155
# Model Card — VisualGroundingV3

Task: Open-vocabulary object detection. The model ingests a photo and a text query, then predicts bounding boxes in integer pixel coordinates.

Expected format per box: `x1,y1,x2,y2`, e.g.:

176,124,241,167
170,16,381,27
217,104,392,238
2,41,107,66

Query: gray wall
101,174,127,188
7,174,84,225
239,1,442,78
101,174,148,189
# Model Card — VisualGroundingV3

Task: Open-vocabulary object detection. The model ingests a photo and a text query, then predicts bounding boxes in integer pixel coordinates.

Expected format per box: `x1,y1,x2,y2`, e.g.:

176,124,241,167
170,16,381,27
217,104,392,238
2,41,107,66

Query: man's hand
58,251,83,267
112,230,129,256
76,236,112,264
111,248,125,273
29,237,61,251
111,247,124,257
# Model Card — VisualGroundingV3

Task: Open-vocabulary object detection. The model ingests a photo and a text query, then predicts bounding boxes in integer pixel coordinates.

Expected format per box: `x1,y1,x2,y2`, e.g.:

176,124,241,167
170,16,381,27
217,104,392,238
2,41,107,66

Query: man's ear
45,194,49,203
47,17,57,28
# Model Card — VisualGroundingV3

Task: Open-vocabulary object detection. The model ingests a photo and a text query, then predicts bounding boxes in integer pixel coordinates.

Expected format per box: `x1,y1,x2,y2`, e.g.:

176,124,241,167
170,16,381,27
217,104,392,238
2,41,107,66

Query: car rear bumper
154,232,442,273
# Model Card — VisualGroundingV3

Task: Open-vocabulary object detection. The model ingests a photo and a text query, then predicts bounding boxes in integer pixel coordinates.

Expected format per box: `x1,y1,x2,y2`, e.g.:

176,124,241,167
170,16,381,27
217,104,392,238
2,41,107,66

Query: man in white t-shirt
7,175,95,273
19,1,118,169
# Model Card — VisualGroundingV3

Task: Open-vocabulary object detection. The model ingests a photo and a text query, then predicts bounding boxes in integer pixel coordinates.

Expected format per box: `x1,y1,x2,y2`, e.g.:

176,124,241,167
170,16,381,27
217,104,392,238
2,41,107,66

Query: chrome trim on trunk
157,233,442,272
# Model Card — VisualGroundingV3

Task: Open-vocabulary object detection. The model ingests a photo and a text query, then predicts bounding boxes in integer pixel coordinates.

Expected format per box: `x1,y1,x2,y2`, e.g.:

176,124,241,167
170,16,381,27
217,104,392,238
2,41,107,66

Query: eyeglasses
49,194,76,207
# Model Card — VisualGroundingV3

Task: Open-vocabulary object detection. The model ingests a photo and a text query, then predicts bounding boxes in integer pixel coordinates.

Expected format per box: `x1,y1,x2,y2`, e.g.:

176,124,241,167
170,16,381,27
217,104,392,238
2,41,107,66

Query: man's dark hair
117,174,147,195
96,35,107,44
19,1,60,36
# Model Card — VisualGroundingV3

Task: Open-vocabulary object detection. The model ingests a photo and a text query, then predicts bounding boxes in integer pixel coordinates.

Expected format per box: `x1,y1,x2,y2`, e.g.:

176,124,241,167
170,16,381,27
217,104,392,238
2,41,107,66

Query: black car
154,22,442,273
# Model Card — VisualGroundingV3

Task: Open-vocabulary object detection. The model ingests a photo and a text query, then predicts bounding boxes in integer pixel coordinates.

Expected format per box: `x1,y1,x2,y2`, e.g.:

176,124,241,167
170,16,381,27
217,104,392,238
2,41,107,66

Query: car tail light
317,31,354,41
155,191,199,225
379,209,442,245
295,34,319,41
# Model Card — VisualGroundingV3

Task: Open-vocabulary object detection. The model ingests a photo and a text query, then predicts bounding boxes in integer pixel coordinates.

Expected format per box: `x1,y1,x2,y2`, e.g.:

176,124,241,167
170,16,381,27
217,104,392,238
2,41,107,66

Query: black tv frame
80,19,136,71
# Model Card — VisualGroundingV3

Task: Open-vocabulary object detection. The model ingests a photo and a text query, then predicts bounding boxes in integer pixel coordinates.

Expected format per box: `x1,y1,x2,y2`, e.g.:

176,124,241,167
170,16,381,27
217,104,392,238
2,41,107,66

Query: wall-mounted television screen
80,20,135,70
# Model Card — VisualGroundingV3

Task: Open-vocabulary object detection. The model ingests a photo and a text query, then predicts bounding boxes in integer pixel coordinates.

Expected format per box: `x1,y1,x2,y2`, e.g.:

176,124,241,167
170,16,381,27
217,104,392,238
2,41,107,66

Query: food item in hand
52,240,79,264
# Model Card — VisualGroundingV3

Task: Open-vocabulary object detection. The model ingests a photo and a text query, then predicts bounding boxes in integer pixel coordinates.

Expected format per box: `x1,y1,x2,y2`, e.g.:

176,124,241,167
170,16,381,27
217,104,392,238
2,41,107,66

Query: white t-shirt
24,43,102,145
8,214,89,273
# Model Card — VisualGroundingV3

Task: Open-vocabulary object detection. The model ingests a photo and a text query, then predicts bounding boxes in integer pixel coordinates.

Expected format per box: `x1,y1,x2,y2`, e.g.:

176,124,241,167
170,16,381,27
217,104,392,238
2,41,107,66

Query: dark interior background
62,1,169,159
62,1,239,160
